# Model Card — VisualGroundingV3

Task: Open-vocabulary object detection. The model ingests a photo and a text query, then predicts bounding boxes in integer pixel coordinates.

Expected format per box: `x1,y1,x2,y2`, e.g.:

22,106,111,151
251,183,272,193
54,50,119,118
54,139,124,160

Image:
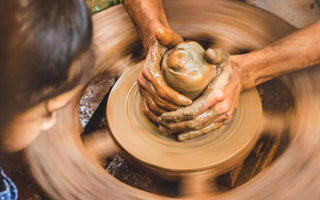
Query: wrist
231,51,270,90
122,0,169,50
142,22,167,50
235,48,279,89
231,54,256,90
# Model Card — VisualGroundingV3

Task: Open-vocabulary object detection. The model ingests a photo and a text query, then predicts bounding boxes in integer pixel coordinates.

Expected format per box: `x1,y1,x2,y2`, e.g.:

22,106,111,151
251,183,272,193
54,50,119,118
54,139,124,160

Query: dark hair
0,0,94,126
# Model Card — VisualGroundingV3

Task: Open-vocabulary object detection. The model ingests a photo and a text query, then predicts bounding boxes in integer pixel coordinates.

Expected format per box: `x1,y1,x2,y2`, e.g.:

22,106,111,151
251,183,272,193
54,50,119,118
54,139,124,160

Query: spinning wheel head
107,64,263,176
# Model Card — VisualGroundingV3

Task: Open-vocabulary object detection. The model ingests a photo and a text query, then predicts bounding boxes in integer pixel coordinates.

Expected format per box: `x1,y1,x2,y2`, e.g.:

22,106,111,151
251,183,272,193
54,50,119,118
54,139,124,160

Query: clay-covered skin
162,41,216,99
159,48,232,141
123,0,191,108
123,0,236,141
139,44,232,141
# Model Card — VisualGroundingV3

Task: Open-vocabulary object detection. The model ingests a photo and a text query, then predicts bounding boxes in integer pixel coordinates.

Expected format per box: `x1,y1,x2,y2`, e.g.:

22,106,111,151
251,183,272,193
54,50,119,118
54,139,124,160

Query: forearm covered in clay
237,20,320,89
122,0,169,49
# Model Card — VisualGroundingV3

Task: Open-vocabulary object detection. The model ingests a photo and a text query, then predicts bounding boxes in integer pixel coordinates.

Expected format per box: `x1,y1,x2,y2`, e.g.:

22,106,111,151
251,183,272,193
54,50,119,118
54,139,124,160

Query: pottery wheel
26,1,320,200
107,63,262,175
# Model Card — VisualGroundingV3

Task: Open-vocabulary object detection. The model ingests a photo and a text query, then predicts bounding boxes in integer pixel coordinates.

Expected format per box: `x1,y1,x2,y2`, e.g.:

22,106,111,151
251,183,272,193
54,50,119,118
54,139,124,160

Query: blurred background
85,0,120,14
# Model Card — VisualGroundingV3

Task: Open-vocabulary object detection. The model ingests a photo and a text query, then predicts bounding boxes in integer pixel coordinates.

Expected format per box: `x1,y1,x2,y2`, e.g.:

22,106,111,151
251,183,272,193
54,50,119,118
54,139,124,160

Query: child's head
0,0,94,152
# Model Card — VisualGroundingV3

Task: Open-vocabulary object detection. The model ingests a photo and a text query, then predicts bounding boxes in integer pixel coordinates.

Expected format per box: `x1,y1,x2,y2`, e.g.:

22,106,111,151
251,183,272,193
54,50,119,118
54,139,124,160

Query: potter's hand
138,29,192,124
123,0,192,124
159,49,243,141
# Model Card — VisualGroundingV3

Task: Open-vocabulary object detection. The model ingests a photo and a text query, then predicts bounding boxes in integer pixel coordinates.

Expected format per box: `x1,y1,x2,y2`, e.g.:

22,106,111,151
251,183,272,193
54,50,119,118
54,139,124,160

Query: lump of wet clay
162,41,216,100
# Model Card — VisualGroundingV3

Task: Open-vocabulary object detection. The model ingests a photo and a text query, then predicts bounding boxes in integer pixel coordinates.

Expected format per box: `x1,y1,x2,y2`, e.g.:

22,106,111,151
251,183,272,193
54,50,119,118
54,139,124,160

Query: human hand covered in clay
122,0,192,124
159,49,244,141
138,29,192,125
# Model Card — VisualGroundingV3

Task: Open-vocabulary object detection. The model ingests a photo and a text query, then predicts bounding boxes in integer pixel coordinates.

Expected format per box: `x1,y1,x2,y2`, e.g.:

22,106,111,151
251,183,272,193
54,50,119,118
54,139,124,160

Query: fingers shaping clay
162,41,216,100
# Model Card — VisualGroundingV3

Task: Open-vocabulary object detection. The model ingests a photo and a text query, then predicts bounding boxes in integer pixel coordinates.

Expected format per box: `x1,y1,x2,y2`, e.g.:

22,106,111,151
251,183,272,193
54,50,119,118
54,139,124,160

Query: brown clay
162,41,216,100
158,52,232,140
142,41,231,140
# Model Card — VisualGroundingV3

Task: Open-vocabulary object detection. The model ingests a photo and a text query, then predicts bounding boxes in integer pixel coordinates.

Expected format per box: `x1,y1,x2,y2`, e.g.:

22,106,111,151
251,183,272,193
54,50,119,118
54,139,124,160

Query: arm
122,0,169,49
239,20,320,89
202,20,320,114
122,0,191,125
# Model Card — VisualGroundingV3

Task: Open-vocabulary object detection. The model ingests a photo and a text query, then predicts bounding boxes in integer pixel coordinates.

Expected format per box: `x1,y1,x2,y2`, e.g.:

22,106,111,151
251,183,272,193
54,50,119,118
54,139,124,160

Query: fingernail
178,96,192,105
